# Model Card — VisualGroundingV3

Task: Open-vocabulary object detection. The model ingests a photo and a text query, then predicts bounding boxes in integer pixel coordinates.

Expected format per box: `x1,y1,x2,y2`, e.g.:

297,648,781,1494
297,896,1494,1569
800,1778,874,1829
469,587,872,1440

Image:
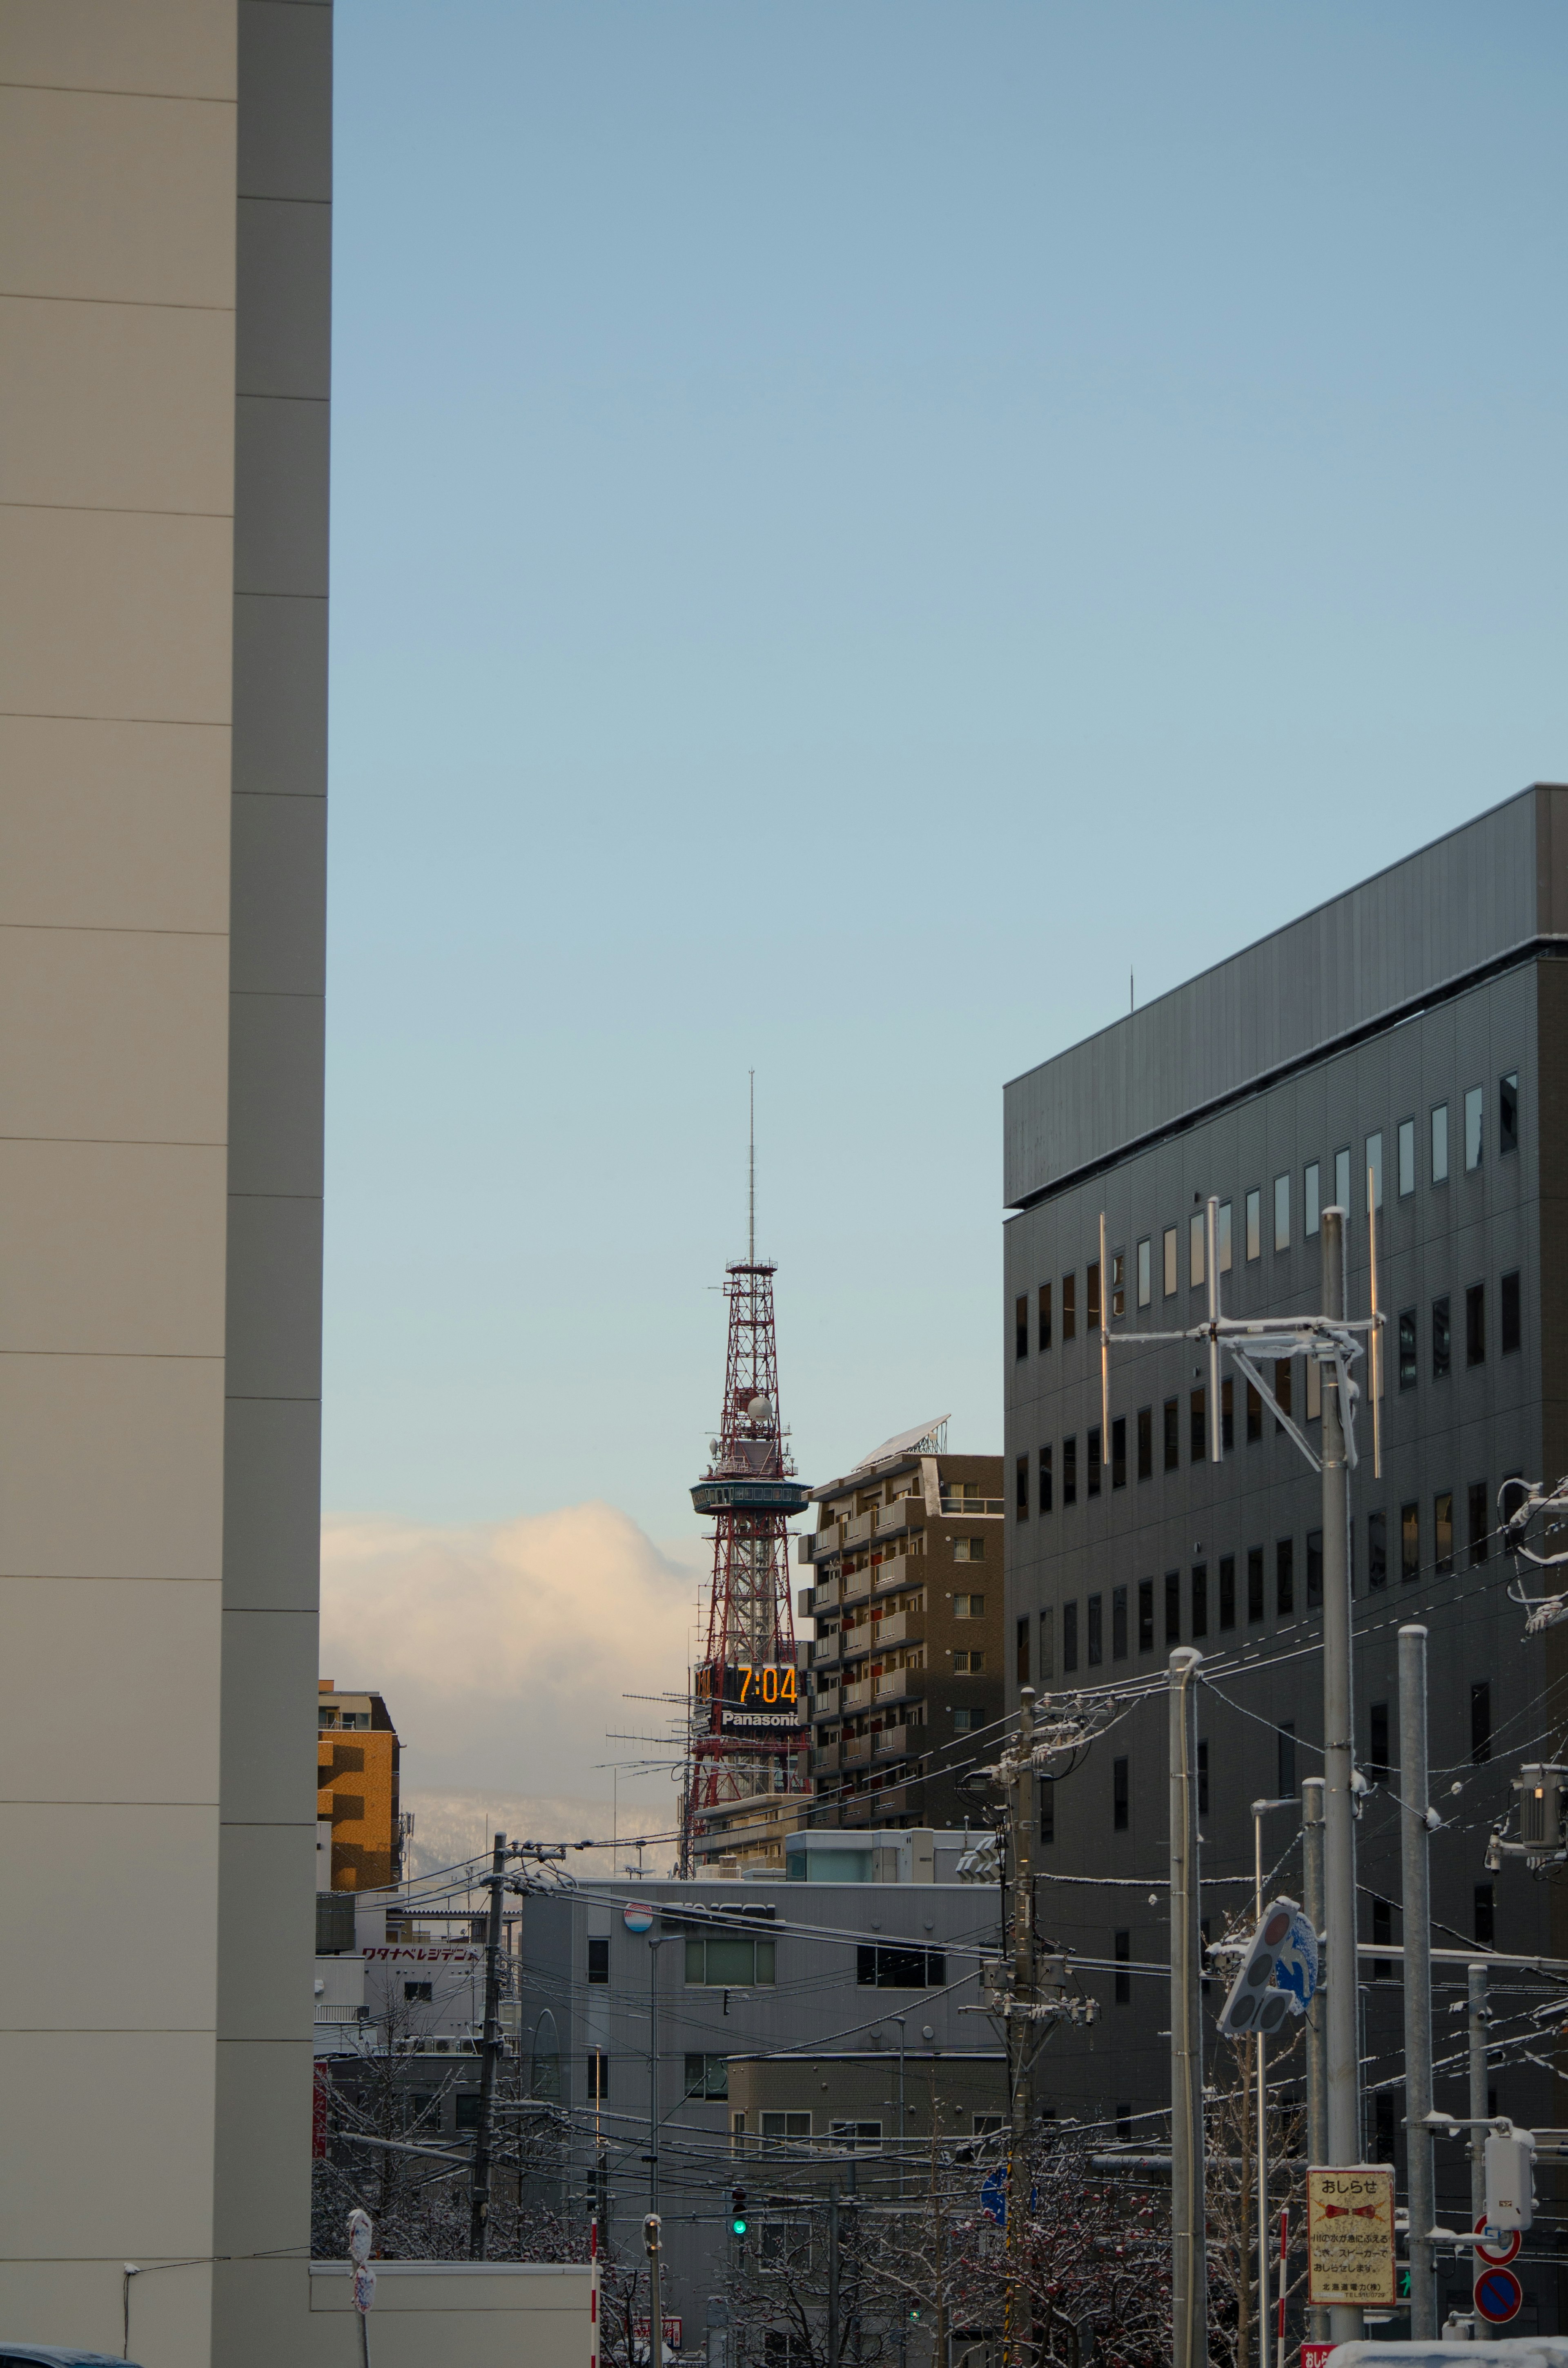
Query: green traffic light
732,2217,747,2237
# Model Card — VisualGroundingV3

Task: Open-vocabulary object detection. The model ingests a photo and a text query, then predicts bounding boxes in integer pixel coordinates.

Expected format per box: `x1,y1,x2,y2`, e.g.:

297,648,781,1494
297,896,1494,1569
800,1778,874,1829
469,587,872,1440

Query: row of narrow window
1014,1275,1520,1516
1015,1496,1503,1687
1013,1075,1520,1358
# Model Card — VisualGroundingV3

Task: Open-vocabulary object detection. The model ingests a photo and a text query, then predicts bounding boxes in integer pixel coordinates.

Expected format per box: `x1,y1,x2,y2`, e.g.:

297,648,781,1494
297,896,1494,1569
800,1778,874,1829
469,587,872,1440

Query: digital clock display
697,1662,805,1733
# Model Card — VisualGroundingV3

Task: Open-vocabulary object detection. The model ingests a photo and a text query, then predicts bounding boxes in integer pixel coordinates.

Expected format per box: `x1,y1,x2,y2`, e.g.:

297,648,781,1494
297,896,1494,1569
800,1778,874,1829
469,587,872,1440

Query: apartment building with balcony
799,1424,1004,1830
317,1677,403,1891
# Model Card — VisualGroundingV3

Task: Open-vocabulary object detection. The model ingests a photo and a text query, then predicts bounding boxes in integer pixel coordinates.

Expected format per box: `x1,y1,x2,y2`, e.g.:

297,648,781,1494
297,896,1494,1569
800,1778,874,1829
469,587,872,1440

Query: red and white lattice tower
685,1104,809,1867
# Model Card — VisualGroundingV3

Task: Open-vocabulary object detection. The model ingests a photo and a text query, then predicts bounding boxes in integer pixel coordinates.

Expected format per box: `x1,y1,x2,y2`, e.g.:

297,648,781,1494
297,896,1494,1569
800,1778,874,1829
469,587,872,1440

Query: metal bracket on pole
1227,1347,1322,1475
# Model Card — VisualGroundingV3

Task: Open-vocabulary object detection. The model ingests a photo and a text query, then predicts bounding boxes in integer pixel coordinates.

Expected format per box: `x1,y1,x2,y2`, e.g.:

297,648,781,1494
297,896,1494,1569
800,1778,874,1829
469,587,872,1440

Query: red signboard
312,2061,330,2159
633,2318,682,2350
1301,2345,1336,2368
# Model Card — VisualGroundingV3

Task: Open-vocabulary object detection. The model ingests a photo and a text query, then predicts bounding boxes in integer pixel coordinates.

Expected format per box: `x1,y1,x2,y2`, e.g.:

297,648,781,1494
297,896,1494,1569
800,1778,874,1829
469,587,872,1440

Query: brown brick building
317,1679,403,1891
802,1425,1004,1831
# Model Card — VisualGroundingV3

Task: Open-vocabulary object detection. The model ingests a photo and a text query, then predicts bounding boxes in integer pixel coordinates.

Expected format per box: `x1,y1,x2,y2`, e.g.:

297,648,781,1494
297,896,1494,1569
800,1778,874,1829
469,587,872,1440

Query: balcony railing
874,1498,910,1537
939,1495,1004,1517
842,1511,876,1548
811,1634,841,1666
842,1677,872,1712
873,1725,916,1759
814,1573,842,1610
841,1565,871,1603
871,1610,917,1649
873,1666,919,1703
814,1522,843,1559
813,1744,842,1775
872,1553,909,1595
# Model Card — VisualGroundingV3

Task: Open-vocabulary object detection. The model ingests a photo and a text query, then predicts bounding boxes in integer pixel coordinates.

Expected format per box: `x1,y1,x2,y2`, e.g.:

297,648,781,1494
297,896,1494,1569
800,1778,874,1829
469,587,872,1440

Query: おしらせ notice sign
1306,2167,1396,2307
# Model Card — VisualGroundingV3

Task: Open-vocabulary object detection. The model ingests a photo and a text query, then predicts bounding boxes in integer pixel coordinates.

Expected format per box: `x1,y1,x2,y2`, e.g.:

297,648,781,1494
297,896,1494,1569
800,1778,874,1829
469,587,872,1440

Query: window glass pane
1466,1282,1485,1367
1398,1118,1415,1197
1334,1146,1350,1213
1500,1071,1519,1155
1111,1250,1125,1320
1217,1200,1232,1272
1434,1492,1453,1575
1189,1211,1205,1288
1038,1282,1051,1351
1245,1188,1261,1262
1163,1228,1177,1296
1431,1101,1449,1183
1365,1131,1383,1211
1432,1295,1450,1379
1015,1295,1028,1358
1136,1238,1151,1308
1304,1162,1320,1237
1274,1173,1290,1252
1465,1086,1483,1171
707,1938,760,1984
1501,1270,1521,1354
1398,1309,1417,1389
1061,1273,1076,1340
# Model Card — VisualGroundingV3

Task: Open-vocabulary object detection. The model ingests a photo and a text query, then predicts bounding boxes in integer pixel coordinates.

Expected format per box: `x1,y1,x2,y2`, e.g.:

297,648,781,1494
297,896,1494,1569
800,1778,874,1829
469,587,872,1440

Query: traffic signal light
731,2187,748,2238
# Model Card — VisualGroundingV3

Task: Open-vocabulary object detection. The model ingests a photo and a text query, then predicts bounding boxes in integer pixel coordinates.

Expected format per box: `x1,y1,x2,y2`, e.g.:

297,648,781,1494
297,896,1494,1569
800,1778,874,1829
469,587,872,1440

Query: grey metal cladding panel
234,396,330,598
236,197,330,401
232,595,327,796
224,1193,324,1401
227,991,325,1199
229,791,326,995
1003,786,1568,1206
238,0,332,204
223,1394,321,1614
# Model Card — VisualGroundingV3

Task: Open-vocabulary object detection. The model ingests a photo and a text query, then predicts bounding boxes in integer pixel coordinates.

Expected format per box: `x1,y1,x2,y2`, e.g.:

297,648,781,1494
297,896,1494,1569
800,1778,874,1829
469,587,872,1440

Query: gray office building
1003,787,1568,2322
519,1846,1004,2338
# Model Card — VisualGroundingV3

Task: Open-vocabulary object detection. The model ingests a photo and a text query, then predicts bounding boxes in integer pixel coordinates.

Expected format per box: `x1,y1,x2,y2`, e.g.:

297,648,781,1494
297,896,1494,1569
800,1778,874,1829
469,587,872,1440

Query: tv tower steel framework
684,1238,810,1871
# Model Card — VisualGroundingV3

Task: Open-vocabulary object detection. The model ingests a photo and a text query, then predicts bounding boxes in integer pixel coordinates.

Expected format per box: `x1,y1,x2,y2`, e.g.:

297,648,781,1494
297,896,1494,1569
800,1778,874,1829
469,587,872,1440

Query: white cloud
320,1503,704,1864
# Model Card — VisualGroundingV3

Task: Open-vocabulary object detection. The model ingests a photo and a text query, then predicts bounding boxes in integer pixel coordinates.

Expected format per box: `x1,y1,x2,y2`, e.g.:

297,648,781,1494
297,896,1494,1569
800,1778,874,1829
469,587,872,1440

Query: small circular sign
1474,2266,1523,2325
623,1903,655,1935
1474,2214,1522,2270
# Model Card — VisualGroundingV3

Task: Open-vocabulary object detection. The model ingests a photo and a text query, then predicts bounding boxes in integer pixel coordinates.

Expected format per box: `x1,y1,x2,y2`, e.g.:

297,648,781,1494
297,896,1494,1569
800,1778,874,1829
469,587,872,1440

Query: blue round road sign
1474,2266,1523,2325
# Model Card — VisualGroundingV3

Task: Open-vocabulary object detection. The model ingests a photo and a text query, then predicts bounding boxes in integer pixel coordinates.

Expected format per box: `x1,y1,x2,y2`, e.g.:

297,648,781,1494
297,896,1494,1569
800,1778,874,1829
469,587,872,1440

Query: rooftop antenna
748,1070,755,1265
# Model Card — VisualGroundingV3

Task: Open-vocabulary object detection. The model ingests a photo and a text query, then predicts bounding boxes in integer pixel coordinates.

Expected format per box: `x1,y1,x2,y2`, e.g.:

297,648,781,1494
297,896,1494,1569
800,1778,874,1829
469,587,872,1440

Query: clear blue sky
325,1,1568,1541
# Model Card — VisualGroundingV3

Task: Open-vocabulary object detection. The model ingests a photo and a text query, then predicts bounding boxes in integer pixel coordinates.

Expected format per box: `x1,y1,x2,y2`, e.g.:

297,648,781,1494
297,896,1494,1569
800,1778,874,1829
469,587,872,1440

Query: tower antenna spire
748,1071,755,1265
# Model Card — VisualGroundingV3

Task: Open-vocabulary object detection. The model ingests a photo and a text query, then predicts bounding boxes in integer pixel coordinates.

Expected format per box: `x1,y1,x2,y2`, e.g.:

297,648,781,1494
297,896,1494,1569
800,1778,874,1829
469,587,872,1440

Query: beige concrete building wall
0,5,238,2358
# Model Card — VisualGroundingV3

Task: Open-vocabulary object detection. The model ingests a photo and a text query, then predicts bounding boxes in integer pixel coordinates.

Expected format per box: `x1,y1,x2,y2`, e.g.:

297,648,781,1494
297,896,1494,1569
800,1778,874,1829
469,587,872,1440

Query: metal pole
1469,1963,1494,2341
648,1936,661,2218
1254,1805,1269,2368
1301,1777,1329,2346
468,1831,506,2258
1169,1647,1207,2368
897,2018,906,2201
1005,1687,1037,2368
1319,1207,1363,2346
828,2179,840,2368
646,2214,665,2368
1399,1626,1437,2338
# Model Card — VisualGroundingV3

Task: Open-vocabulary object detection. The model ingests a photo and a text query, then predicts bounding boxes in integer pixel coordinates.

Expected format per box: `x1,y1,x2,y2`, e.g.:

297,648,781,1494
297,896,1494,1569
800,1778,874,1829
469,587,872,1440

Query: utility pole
646,1933,665,2217
1301,1777,1329,2347
1320,1206,1363,2349
827,2179,840,2368
1469,1964,1495,2343
1003,1686,1037,2368
1399,1625,1437,2338
1169,1646,1206,2368
468,1830,507,2258
645,2214,665,2368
